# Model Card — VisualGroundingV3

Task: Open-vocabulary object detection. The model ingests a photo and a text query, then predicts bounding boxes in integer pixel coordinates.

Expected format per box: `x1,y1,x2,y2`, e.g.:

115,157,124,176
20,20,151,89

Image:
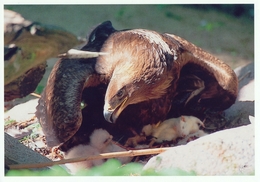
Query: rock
234,62,254,100
5,127,32,140
5,133,51,170
4,98,39,122
143,116,254,175
4,9,80,101
4,99,40,140
224,62,254,128
4,58,58,110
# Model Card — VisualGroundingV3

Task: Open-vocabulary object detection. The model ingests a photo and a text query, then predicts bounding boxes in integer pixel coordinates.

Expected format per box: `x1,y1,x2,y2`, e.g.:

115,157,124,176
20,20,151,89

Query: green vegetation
4,118,16,127
6,159,196,176
35,84,45,95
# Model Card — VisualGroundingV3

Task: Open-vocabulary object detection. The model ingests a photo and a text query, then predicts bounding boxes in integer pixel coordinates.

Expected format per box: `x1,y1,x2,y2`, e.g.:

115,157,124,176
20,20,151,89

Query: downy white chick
148,118,179,146
177,129,208,145
90,128,132,164
64,128,131,174
148,115,205,146
178,115,205,137
64,144,102,174
89,128,113,151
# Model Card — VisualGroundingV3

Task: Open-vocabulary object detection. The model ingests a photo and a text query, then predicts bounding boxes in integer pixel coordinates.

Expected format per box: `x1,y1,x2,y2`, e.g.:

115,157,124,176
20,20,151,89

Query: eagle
36,21,238,152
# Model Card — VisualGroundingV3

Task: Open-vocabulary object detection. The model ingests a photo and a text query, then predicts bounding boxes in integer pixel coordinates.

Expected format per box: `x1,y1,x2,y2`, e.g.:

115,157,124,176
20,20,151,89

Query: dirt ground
5,5,254,69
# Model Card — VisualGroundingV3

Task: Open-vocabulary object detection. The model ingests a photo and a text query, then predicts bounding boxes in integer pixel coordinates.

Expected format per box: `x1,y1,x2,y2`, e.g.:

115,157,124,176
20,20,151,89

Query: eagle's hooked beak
103,97,128,123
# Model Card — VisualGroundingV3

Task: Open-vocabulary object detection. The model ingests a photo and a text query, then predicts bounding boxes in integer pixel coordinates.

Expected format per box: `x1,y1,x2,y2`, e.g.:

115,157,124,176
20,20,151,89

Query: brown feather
36,21,238,151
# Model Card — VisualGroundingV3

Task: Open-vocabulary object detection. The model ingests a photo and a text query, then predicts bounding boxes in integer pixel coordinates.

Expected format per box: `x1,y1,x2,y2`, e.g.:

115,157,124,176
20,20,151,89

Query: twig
58,49,108,59
30,92,41,98
8,147,172,170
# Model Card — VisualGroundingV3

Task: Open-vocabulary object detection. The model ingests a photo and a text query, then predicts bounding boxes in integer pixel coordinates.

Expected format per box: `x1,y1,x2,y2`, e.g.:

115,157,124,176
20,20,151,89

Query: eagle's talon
124,135,146,147
148,138,156,148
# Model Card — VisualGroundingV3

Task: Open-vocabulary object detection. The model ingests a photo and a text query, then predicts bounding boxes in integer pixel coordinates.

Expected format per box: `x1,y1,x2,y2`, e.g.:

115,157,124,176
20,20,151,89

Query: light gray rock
143,116,254,175
224,62,254,128
5,98,39,122
5,133,51,169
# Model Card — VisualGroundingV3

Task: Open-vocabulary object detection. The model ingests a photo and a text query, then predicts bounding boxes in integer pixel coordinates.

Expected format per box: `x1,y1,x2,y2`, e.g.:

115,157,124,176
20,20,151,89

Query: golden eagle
36,21,238,151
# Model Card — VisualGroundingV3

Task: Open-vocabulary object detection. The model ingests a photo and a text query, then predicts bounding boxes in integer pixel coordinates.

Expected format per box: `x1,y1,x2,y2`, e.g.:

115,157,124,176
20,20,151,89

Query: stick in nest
8,147,172,170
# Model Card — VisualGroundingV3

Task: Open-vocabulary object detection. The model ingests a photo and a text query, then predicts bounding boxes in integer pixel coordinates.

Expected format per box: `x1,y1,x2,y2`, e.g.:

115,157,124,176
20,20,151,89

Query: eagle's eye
116,89,124,98
116,86,126,100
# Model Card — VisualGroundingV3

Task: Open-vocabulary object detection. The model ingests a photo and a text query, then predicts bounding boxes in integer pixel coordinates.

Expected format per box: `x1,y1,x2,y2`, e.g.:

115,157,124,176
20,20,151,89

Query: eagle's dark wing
162,33,238,118
36,58,96,148
36,21,117,149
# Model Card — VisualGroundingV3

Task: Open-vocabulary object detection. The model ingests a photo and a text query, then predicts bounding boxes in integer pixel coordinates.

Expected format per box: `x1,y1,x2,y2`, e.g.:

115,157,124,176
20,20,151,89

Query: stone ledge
143,116,254,175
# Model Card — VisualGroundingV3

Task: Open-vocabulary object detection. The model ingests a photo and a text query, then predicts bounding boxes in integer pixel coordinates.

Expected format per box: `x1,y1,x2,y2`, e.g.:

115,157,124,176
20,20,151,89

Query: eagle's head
96,29,175,123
